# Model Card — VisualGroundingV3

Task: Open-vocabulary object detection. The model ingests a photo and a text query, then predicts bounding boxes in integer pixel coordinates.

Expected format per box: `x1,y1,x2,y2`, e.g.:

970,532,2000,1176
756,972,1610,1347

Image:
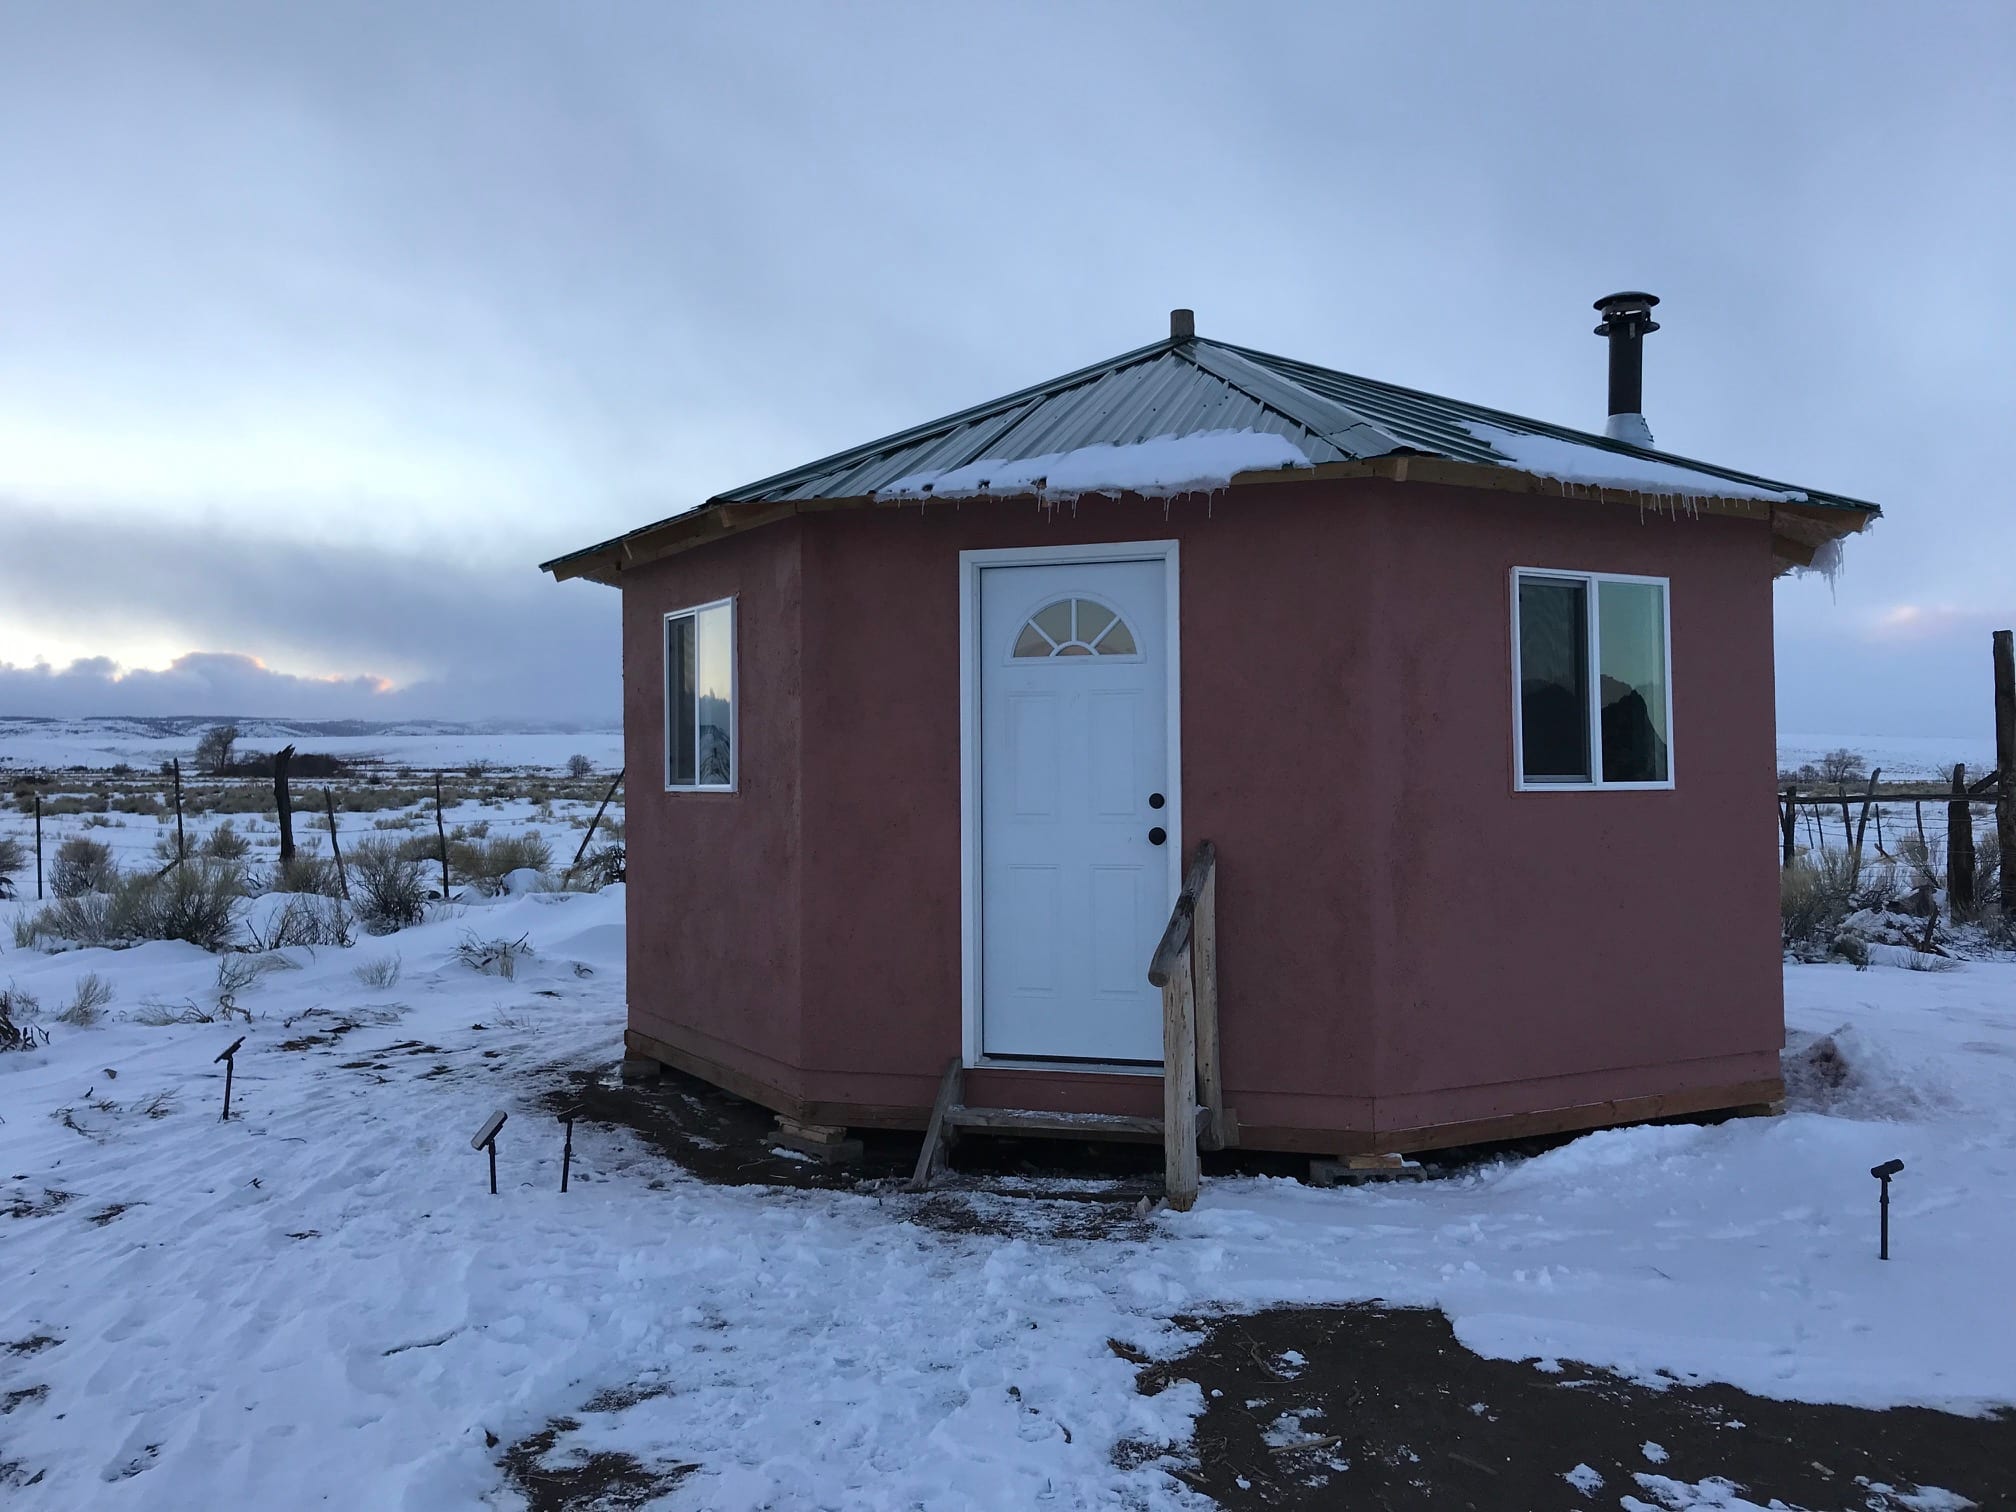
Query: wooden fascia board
1231,455,1875,542
547,456,1876,587
544,499,821,585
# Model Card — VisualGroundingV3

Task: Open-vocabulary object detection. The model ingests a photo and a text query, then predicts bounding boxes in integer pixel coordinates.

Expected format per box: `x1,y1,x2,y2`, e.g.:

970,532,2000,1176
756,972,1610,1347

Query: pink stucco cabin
543,299,1877,1176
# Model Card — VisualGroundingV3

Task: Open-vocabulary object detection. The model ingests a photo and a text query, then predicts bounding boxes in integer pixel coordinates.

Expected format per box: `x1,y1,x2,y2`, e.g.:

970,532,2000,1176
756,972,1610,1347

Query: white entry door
977,556,1175,1063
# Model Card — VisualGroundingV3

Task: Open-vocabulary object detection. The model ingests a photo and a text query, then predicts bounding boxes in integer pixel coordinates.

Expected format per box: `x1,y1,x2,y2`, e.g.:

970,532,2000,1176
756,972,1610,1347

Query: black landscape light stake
215,1036,245,1122
472,1110,508,1195
559,1108,581,1193
1871,1158,1905,1260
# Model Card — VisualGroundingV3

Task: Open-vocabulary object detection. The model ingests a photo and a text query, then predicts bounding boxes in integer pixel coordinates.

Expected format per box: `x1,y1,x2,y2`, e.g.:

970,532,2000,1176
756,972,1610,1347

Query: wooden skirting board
624,1026,1781,1163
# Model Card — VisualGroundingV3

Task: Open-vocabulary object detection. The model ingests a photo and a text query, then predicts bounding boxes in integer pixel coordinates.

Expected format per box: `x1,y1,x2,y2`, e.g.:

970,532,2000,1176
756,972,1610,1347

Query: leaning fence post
565,768,626,882
1850,768,1882,880
34,789,43,900
435,774,452,900
323,788,350,901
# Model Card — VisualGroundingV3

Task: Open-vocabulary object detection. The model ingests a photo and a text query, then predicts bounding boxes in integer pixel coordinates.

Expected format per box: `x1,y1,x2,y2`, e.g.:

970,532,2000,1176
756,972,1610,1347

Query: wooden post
1780,786,1798,867
434,774,452,899
1192,858,1225,1151
1915,799,1925,847
172,758,186,866
907,1058,964,1191
565,767,626,880
273,744,296,863
1850,768,1882,880
33,789,43,900
323,788,350,901
1995,629,2014,921
1161,950,1200,1212
1948,764,1975,918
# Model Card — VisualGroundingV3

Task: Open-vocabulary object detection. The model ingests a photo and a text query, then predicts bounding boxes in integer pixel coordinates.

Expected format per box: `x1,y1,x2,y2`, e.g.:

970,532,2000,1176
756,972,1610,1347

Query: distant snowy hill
0,716,623,773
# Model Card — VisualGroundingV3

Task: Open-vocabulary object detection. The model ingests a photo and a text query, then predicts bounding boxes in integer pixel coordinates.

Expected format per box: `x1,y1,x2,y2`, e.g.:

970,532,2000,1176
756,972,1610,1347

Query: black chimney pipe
1593,291,1660,433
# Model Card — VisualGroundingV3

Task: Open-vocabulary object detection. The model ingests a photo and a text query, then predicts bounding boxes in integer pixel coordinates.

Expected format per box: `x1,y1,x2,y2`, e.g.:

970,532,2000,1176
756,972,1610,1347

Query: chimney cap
1169,308,1195,340
1593,291,1660,336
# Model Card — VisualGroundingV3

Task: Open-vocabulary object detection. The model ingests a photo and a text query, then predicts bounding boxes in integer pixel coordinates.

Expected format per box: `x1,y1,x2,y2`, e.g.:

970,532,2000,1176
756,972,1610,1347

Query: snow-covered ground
3,884,2011,1508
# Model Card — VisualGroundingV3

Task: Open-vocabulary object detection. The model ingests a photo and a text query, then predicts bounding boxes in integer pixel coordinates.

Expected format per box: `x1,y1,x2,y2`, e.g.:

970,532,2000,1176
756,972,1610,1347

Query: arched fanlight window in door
1012,597,1138,658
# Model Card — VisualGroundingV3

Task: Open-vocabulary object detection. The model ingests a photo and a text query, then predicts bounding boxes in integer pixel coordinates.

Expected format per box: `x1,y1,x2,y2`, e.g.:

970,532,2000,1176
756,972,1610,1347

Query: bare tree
566,753,594,778
1817,748,1867,787
195,724,240,775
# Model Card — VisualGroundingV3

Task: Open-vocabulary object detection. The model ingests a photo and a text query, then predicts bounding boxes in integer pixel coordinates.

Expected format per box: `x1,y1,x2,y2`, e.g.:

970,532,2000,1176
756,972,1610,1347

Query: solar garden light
472,1110,508,1195
1870,1158,1905,1260
214,1036,245,1122
559,1107,582,1193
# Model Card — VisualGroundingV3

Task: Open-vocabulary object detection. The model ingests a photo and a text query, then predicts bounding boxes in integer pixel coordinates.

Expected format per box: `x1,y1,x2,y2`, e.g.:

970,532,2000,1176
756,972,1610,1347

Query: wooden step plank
942,1105,1212,1140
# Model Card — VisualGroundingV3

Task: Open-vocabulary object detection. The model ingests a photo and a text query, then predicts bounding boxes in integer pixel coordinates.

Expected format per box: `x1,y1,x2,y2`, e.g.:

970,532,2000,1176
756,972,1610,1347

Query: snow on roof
875,428,1311,502
1459,421,1808,505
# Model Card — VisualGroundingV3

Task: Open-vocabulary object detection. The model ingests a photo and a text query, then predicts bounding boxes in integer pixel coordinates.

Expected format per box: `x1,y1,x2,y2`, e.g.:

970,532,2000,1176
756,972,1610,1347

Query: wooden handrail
1148,840,1223,1210
1148,841,1217,987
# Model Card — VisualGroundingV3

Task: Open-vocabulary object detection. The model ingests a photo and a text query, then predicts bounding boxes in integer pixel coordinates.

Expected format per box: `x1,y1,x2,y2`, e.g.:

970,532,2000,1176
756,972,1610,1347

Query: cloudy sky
1,2,2010,736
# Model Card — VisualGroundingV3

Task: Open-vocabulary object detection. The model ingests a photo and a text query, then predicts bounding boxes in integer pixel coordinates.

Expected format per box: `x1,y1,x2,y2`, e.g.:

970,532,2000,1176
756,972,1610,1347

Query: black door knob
1148,792,1165,809
1148,827,1167,846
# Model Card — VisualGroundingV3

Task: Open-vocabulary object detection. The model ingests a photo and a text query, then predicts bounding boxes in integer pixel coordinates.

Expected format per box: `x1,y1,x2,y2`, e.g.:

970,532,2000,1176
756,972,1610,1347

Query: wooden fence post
323,788,350,901
1948,763,1975,918
1850,769,1882,881
34,789,43,900
1995,629,2014,921
435,774,452,899
172,758,186,866
1780,786,1798,867
273,744,296,863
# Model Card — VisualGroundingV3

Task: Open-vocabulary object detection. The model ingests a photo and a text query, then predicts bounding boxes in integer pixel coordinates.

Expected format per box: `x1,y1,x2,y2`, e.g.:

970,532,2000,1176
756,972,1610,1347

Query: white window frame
1510,567,1675,793
663,596,738,793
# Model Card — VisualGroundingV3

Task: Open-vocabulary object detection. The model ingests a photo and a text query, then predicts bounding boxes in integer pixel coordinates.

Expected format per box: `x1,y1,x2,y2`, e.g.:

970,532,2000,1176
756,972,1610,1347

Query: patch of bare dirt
1122,1304,2016,1511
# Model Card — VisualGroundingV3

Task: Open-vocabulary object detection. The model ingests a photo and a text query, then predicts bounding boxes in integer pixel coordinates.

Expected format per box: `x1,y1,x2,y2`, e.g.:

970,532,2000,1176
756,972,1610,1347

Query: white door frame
958,539,1182,1073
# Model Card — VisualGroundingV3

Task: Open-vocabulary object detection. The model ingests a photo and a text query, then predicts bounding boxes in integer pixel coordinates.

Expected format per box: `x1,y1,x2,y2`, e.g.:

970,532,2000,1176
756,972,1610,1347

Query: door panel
979,558,1172,1063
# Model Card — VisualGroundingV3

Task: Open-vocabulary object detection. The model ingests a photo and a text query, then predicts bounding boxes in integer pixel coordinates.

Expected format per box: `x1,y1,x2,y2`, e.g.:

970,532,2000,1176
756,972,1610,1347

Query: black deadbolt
1148,792,1165,809
1148,826,1167,846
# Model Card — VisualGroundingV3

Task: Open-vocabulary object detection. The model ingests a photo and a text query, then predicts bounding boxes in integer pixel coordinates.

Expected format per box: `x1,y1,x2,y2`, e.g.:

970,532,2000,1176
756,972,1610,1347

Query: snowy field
2,881,2012,1508
0,719,624,776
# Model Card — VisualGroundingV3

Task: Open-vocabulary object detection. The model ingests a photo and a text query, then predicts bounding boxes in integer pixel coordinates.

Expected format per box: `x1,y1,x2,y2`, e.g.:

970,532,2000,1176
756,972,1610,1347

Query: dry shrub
2,983,43,1050
267,847,340,897
202,821,251,859
349,838,428,934
25,861,244,951
51,836,117,898
353,954,403,989
0,835,27,898
449,833,553,895
245,892,356,950
455,931,531,978
58,973,114,1026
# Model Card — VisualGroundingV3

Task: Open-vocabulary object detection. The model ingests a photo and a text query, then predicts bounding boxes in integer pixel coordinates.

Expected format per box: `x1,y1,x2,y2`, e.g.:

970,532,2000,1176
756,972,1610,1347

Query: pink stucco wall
620,478,1782,1150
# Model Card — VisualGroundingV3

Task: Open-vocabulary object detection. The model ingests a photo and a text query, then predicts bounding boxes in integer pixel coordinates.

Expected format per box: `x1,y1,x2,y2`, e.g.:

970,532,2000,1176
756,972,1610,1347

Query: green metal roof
543,325,1878,575
707,331,1881,513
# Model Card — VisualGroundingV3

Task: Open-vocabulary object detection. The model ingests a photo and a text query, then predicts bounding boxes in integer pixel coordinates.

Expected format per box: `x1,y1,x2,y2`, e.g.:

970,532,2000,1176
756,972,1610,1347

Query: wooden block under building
1307,1153,1428,1188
